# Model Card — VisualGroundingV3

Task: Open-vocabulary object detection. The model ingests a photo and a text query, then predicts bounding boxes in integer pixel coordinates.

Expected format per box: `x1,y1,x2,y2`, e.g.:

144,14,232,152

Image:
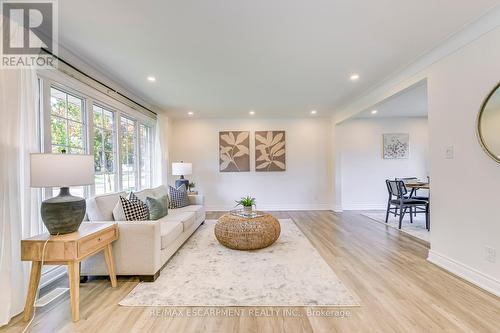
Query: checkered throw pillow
119,192,149,221
169,184,189,209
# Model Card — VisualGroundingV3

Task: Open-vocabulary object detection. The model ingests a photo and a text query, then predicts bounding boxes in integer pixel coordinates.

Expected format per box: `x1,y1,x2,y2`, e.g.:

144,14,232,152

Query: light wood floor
3,211,500,333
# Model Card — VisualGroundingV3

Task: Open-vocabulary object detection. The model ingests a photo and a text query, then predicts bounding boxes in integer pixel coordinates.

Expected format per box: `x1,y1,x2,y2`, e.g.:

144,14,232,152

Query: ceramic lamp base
175,178,189,190
41,187,85,235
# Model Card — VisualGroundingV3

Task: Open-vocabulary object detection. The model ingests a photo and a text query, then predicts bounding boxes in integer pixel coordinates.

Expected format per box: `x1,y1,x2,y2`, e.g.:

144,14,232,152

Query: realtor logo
1,0,58,68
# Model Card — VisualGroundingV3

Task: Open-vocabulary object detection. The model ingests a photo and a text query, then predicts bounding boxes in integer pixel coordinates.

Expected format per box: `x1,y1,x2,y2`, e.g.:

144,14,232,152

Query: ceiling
354,81,428,118
57,0,500,118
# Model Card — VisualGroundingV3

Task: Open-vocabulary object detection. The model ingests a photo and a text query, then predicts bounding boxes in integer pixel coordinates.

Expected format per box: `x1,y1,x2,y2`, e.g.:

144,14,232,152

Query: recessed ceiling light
249,110,255,115
310,110,317,115
371,110,378,114
350,74,360,81
187,111,194,116
147,76,156,82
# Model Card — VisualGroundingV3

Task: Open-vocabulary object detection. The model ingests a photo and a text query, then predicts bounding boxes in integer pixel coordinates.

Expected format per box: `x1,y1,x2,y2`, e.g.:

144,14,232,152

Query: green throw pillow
145,195,169,220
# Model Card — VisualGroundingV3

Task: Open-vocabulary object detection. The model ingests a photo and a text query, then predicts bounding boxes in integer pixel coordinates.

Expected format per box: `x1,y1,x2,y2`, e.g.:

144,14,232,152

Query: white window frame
48,86,87,154
37,69,156,198
42,82,90,199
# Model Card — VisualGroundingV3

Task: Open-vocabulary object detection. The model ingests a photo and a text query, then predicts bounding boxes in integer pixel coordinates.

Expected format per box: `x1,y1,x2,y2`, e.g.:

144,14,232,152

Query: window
139,124,153,189
93,105,117,194
120,116,137,192
49,87,86,198
41,74,156,199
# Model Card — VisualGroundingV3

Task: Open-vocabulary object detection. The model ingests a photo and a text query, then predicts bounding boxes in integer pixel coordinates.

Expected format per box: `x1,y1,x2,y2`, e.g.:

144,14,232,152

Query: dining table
405,181,430,190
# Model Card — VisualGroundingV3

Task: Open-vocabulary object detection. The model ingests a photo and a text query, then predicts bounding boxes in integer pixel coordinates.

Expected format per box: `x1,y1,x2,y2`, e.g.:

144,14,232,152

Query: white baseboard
331,203,343,212
35,287,69,307
205,203,332,211
427,250,500,297
40,266,66,289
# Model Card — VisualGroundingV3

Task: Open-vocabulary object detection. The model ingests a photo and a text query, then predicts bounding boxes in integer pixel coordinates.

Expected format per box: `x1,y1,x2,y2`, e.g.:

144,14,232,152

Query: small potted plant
235,196,256,214
187,182,196,194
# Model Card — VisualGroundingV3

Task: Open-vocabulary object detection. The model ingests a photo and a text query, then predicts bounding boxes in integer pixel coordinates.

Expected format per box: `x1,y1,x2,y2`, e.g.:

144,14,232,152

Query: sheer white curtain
153,113,170,186
0,67,41,326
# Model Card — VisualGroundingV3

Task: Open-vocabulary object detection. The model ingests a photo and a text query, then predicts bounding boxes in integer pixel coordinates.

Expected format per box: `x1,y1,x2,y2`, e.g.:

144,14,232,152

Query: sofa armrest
81,220,162,276
188,194,204,206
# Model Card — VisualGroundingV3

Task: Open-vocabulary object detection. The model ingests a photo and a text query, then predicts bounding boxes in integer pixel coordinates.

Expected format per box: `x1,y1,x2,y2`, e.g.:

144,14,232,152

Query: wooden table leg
23,261,42,322
103,244,117,287
68,261,80,322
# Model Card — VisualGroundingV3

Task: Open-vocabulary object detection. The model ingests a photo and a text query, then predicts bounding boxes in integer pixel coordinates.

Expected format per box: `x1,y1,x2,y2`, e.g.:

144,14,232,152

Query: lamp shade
30,153,95,188
172,162,192,176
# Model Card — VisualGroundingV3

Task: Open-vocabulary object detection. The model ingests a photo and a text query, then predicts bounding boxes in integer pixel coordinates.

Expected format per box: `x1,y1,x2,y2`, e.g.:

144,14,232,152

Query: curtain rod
41,48,157,116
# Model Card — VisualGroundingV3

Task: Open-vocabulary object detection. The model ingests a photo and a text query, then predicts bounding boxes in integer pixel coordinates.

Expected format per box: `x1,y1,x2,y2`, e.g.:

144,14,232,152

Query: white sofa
81,185,205,281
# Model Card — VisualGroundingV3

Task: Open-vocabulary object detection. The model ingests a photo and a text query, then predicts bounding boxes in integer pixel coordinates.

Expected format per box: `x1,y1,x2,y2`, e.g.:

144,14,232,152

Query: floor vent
35,287,69,307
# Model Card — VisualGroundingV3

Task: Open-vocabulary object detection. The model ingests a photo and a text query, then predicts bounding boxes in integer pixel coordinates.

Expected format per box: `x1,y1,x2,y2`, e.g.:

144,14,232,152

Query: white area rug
120,219,359,307
361,212,429,242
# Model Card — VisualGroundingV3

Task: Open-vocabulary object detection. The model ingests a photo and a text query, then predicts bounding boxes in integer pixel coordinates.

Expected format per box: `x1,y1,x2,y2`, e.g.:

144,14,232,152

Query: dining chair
395,177,428,199
395,177,429,217
385,180,429,230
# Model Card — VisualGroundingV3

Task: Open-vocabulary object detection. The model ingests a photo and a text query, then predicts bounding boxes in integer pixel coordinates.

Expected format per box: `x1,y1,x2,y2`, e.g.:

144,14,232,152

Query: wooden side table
21,223,118,322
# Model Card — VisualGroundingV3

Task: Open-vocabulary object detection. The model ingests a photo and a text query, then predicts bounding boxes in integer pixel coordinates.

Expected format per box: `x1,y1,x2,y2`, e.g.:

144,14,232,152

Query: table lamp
30,153,95,235
172,161,192,190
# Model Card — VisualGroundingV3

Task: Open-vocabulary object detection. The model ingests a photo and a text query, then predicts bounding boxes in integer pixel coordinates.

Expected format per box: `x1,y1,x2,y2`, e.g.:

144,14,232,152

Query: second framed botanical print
255,131,286,172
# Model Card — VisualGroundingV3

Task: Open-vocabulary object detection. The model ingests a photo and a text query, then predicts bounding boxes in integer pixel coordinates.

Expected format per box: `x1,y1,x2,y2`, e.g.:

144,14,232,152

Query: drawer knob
98,237,102,242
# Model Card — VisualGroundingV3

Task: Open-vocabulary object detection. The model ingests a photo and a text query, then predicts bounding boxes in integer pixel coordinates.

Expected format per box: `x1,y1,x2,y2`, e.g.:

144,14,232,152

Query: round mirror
478,83,500,163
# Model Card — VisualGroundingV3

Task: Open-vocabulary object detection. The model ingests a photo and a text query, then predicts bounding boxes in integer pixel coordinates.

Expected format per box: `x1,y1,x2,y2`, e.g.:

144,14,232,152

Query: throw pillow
119,193,149,221
112,199,126,221
169,184,189,208
112,192,147,221
145,195,169,220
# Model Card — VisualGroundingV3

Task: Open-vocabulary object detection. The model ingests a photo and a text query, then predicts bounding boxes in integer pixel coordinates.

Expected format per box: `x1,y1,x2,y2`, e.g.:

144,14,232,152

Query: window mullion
116,111,123,192
65,93,69,151
150,126,153,187
87,98,95,196
135,120,140,190
112,112,118,193
41,78,52,206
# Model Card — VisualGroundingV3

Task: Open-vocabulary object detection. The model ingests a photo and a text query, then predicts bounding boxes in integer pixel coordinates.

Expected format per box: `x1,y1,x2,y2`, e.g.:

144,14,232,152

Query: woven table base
214,213,281,250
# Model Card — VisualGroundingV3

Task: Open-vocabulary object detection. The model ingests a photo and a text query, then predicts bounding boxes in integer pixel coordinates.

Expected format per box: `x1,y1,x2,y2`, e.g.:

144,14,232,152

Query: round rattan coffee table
215,212,281,250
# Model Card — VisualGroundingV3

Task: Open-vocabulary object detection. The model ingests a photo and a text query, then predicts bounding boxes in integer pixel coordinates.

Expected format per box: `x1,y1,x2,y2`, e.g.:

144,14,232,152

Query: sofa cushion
161,211,196,231
181,214,195,230
134,188,156,202
87,191,126,221
171,205,205,222
151,185,168,198
160,222,183,250
134,186,168,209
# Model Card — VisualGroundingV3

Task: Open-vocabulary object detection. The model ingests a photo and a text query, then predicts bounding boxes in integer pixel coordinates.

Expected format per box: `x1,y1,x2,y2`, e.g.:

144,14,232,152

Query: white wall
338,117,429,210
169,118,332,211
426,25,500,295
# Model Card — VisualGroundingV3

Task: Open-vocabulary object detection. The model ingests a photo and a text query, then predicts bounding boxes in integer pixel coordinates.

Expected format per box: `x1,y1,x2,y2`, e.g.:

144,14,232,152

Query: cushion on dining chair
391,199,428,205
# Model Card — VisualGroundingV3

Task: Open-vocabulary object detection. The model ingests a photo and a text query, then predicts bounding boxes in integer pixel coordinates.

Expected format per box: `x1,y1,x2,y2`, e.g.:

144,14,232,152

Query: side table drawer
78,227,116,257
